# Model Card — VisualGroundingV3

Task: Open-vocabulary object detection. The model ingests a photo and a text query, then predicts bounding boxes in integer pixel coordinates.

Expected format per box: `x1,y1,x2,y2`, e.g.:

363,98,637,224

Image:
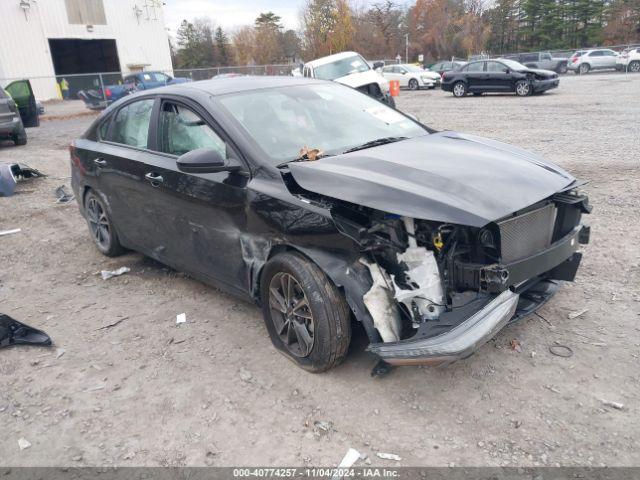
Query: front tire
84,190,125,257
452,81,467,97
13,128,27,146
260,252,351,373
557,64,568,74
629,61,640,73
408,78,419,91
515,79,531,96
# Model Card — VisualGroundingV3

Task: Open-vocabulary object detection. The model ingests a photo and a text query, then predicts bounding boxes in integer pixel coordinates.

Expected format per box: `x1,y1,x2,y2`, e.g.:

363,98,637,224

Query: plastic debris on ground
0,163,45,197
100,266,130,280
55,185,75,204
0,314,52,349
568,308,588,319
18,438,31,450
0,229,21,237
601,399,624,410
332,448,361,479
376,452,402,461
176,313,186,324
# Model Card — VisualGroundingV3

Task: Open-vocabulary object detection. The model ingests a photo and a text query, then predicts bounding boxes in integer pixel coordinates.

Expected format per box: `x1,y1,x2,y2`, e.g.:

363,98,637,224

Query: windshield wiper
343,136,408,154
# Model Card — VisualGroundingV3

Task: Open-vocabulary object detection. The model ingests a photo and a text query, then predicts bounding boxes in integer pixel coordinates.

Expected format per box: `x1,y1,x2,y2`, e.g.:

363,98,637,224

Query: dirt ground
1,72,639,468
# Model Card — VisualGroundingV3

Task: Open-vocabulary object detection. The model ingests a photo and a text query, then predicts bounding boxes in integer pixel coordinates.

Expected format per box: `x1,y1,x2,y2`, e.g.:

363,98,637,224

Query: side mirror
177,148,243,174
373,61,384,70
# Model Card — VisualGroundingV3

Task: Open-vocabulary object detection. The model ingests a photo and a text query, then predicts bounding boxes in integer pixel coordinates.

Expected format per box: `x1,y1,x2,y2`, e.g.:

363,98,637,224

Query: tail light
571,57,578,63
105,88,112,98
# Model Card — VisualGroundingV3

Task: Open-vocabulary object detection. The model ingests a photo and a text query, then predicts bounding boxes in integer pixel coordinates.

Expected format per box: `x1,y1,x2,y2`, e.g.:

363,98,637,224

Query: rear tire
84,190,125,257
452,81,467,97
260,252,351,373
578,63,590,75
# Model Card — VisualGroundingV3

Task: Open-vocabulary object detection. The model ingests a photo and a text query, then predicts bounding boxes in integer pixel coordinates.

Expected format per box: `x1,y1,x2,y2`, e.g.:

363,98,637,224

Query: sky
163,0,304,34
162,0,391,34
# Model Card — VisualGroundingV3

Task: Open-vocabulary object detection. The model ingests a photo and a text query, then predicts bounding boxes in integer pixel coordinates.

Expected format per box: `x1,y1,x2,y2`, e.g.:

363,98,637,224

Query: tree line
170,0,640,69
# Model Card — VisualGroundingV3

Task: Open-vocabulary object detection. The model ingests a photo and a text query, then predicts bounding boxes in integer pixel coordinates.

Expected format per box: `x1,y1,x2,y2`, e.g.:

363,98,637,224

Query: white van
303,51,395,108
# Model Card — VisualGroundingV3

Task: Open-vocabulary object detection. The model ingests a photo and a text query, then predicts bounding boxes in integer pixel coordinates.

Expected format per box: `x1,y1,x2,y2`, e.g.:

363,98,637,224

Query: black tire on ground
452,81,467,97
629,61,640,73
13,128,27,146
83,190,126,257
578,63,590,75
515,79,532,96
408,78,419,90
557,64,568,74
384,95,396,109
260,252,351,373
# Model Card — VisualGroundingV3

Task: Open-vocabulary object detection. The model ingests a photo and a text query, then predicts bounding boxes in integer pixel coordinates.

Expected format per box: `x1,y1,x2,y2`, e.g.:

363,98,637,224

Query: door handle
145,172,164,186
94,158,107,167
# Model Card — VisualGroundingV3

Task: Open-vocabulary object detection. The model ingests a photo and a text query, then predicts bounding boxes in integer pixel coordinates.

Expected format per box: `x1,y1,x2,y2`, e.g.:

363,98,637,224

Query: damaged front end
330,191,591,366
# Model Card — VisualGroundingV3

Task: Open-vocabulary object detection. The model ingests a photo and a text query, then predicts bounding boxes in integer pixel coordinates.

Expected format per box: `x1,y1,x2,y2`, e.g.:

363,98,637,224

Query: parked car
501,52,568,74
616,46,640,72
0,79,39,146
381,64,440,90
428,60,467,76
302,51,395,107
78,71,190,110
567,49,619,74
70,76,590,372
441,59,560,97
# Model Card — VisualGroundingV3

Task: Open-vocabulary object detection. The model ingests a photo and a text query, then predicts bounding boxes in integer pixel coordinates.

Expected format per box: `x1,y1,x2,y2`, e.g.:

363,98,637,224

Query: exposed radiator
498,203,557,263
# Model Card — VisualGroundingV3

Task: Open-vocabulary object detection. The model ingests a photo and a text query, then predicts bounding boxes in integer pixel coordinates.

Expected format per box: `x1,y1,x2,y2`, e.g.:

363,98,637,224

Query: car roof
305,51,362,68
131,75,327,97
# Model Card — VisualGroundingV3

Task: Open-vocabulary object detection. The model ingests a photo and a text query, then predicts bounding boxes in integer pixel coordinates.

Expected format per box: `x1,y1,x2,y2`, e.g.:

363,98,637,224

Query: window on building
65,0,107,25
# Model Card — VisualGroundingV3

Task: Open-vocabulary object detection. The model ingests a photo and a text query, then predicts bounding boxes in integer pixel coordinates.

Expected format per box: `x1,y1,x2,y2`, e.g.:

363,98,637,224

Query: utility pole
405,34,409,63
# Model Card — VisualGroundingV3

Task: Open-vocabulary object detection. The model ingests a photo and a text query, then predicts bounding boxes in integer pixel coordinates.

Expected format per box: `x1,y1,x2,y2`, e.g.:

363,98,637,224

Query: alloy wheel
86,197,111,250
409,79,419,90
268,272,315,358
453,83,466,97
630,61,640,73
516,81,531,96
579,64,590,74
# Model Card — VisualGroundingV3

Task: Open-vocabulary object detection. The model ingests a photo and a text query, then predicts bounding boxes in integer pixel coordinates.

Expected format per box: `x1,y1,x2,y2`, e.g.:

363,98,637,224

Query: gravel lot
1,72,639,468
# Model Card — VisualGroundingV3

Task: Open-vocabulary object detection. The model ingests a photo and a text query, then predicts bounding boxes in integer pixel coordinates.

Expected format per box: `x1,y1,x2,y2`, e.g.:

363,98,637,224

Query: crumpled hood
287,131,576,227
334,69,389,91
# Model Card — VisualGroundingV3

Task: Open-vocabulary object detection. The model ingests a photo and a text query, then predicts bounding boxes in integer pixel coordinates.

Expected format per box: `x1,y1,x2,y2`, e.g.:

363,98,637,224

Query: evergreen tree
214,26,231,66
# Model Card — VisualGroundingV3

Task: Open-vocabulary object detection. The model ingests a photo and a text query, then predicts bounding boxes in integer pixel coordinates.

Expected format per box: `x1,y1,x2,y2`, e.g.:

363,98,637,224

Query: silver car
567,49,619,74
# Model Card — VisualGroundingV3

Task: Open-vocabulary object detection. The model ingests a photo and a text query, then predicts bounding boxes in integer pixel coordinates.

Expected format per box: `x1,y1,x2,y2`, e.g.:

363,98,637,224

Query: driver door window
486,61,507,73
108,98,154,148
159,102,227,158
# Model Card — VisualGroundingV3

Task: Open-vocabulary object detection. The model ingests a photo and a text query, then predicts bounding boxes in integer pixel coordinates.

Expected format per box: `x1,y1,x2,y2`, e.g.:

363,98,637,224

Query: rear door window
486,61,508,73
465,62,484,72
108,98,155,148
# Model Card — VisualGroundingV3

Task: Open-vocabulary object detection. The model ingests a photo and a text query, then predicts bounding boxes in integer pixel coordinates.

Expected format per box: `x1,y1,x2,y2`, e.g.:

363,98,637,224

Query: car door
539,52,553,70
90,96,168,253
601,50,618,68
144,97,250,293
464,61,486,91
485,61,512,91
5,80,39,127
587,50,604,68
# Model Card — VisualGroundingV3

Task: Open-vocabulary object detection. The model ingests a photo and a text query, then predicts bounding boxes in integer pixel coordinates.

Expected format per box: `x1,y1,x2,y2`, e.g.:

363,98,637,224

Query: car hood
334,69,389,91
287,131,576,227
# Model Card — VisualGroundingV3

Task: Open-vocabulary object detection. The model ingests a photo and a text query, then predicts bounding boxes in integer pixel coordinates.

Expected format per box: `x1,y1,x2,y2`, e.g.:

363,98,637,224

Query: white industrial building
0,0,174,100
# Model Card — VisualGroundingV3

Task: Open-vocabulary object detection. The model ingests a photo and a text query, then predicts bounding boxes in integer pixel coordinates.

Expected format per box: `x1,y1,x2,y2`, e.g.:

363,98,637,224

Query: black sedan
441,59,560,97
70,77,589,372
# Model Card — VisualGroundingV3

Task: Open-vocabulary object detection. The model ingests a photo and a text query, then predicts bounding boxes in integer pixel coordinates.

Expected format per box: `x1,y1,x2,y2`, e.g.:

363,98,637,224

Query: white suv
567,49,619,74
302,51,395,107
616,47,640,73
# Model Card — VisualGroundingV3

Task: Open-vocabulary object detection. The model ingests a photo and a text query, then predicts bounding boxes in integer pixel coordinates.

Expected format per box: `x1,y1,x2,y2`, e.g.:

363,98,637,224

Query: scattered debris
0,314,52,349
55,348,66,359
18,438,31,450
371,359,394,378
100,266,130,280
376,452,402,461
332,448,361,478
297,146,324,161
55,185,75,204
313,420,332,432
549,344,574,358
601,399,624,410
544,385,561,394
510,339,522,353
0,163,45,197
96,316,129,331
238,367,253,382
176,313,186,324
86,384,106,392
0,228,21,237
568,309,589,319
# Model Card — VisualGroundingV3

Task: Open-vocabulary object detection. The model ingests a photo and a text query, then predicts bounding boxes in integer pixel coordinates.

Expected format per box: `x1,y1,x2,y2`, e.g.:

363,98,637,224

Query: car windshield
313,55,370,80
500,59,528,71
218,83,428,164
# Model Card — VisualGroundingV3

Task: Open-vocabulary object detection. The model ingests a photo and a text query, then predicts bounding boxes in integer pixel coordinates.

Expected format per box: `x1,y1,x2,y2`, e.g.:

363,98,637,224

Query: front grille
498,203,557,263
